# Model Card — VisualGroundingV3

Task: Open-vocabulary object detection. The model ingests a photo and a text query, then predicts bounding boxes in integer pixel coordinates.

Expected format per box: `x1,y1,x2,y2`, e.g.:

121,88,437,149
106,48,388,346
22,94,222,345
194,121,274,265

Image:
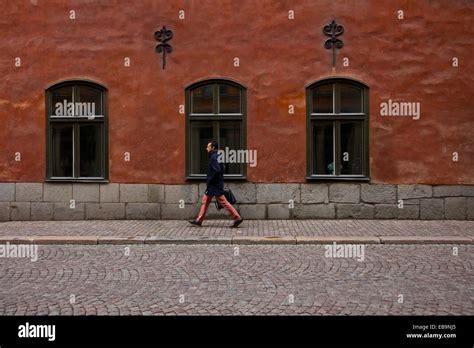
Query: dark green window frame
306,78,370,181
45,80,108,182
185,78,247,180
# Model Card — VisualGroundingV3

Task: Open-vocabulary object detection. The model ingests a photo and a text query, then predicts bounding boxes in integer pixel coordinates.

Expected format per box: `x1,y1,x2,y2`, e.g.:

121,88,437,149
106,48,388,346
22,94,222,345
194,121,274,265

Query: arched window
306,78,369,179
46,80,108,180
185,79,247,179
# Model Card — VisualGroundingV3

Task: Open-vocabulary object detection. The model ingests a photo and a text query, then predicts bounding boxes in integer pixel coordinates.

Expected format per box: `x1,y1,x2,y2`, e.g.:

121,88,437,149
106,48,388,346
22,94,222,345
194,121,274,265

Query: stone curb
232,236,297,245
0,235,472,245
98,236,147,245
379,236,474,244
145,236,232,245
296,236,380,244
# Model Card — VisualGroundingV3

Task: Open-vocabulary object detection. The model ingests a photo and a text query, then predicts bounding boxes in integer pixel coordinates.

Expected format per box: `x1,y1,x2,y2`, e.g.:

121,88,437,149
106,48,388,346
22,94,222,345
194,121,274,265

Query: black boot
188,220,202,227
230,218,244,228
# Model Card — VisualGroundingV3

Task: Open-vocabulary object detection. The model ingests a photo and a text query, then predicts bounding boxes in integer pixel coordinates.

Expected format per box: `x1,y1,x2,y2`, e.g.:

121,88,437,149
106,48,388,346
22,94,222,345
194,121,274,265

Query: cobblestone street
1,243,472,315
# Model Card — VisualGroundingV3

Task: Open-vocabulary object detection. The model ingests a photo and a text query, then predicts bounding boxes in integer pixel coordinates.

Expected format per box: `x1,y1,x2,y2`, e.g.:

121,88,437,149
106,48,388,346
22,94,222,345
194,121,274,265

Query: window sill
306,175,370,182
45,178,109,183
186,175,247,181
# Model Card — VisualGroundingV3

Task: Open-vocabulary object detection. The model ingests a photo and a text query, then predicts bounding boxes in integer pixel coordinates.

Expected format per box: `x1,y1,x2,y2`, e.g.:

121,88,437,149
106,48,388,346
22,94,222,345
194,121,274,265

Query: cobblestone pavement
0,244,472,315
0,219,473,237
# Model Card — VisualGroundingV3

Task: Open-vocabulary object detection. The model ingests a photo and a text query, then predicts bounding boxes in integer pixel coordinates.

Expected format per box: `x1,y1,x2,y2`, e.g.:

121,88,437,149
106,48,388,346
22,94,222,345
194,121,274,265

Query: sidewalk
0,219,473,245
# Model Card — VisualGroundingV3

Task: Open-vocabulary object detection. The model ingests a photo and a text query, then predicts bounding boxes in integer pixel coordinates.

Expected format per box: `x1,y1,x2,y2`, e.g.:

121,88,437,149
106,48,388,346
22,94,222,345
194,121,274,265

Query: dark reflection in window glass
312,122,334,175
219,85,240,113
312,84,333,113
190,122,214,174
80,124,102,177
219,122,241,174
51,125,73,177
340,85,362,113
78,86,102,115
192,86,214,113
340,121,363,175
51,86,73,116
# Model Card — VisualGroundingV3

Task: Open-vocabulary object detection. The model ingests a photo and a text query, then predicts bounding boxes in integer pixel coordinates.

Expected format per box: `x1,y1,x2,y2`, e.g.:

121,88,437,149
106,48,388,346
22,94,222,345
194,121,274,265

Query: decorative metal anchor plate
323,20,344,68
155,26,173,70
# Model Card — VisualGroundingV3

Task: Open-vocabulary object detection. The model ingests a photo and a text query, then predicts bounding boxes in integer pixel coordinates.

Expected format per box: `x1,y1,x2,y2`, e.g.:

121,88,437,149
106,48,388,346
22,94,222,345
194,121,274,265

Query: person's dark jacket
206,149,224,196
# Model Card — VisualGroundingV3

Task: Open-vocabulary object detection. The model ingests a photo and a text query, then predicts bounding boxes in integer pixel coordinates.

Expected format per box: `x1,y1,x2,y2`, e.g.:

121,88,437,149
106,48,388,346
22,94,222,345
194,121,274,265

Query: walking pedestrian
189,140,244,228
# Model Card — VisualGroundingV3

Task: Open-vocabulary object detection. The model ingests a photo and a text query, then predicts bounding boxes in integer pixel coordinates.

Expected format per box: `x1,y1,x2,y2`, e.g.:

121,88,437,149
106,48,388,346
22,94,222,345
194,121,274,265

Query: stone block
164,185,198,204
73,183,99,202
10,202,30,221
53,202,85,220
420,199,444,220
0,202,10,221
361,184,396,204
31,202,54,220
445,197,466,220
237,204,266,219
44,183,72,202
256,184,300,204
0,183,15,202
374,204,419,219
119,184,148,203
125,203,160,219
329,184,360,203
293,204,336,219
226,183,257,204
301,184,329,203
148,184,165,203
267,204,291,219
398,184,432,199
85,203,125,220
15,183,42,202
336,204,374,219
160,203,198,219
433,185,474,197
467,198,474,220
100,183,119,202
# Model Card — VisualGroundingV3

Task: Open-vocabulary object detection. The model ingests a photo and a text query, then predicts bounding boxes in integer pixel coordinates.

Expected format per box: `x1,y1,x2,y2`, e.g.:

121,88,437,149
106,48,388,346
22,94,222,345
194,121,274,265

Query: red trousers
196,194,241,223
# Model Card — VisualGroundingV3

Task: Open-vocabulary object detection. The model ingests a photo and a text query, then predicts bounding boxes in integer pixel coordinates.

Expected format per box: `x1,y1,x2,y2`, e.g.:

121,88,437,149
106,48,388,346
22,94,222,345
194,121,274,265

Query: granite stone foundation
0,183,472,221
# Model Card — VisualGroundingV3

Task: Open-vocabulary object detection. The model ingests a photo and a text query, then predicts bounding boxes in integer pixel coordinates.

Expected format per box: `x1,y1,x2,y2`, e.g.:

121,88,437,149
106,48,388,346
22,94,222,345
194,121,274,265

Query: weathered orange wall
0,0,472,184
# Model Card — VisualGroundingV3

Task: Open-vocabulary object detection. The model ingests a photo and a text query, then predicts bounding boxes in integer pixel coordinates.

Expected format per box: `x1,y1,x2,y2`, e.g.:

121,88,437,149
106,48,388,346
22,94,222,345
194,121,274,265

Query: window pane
51,125,73,177
340,84,362,113
78,85,102,116
312,84,333,113
219,85,241,113
192,85,214,113
51,86,73,116
340,121,363,175
80,124,102,177
312,122,334,175
219,122,241,174
190,122,214,174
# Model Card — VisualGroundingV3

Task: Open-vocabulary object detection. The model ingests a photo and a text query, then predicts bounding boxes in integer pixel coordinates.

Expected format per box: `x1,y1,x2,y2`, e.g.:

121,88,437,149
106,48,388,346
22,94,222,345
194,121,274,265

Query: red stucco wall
0,0,473,184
